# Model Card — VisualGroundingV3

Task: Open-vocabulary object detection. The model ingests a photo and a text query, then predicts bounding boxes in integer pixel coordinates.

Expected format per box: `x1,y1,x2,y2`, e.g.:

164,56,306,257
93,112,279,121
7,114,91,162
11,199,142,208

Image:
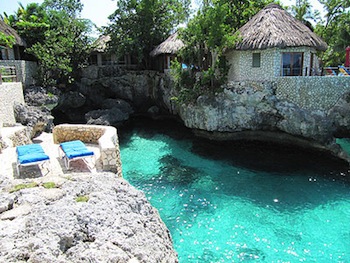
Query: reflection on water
119,118,350,262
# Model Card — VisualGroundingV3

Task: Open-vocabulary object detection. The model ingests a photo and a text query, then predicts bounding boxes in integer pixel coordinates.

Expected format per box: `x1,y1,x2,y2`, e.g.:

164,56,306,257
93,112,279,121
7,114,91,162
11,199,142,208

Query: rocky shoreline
0,172,178,262
0,102,178,263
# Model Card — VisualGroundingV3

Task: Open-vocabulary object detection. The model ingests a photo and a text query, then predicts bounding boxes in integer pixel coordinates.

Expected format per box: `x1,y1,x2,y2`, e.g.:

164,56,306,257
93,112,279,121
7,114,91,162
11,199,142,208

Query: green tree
3,3,50,48
0,33,15,48
107,0,191,69
315,0,350,66
176,0,273,95
290,0,319,30
2,0,92,86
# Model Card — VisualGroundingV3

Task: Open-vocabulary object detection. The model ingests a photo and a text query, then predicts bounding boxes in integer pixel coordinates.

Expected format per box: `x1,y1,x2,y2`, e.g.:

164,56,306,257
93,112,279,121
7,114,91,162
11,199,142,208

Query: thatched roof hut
92,35,111,53
236,3,327,51
150,32,184,57
0,20,26,47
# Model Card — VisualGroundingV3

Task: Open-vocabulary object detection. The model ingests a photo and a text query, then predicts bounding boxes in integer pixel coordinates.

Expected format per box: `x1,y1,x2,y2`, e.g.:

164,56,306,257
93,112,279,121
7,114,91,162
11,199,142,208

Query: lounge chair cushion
16,144,50,164
60,140,94,159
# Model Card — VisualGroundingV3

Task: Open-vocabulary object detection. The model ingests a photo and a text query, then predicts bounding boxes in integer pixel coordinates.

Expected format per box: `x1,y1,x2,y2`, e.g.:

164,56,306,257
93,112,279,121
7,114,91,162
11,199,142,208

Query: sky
0,0,325,29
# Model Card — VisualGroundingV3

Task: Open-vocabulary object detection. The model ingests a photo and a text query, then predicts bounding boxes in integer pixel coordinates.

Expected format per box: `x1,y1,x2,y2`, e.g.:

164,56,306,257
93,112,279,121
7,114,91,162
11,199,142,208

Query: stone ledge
53,124,122,176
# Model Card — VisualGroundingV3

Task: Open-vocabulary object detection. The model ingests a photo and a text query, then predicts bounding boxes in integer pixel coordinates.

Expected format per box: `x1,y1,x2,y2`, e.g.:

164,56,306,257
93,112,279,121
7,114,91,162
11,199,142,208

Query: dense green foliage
290,0,350,66
107,0,191,69
0,32,15,48
171,0,273,103
290,0,319,30
3,0,93,87
3,3,50,48
1,0,348,89
315,0,350,66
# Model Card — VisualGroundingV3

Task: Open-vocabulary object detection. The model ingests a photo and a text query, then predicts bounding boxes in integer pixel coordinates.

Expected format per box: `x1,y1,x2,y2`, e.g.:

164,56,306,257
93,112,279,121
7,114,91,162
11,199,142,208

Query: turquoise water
120,121,350,262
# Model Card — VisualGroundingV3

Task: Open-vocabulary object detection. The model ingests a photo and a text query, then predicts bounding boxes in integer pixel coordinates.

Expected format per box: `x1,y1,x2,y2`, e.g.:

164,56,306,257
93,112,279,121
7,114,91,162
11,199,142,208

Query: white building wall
226,47,319,82
0,82,24,124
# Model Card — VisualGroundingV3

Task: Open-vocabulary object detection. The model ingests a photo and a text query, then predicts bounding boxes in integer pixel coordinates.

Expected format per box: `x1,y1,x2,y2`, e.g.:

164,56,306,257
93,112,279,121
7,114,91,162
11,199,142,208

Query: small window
252,53,261,68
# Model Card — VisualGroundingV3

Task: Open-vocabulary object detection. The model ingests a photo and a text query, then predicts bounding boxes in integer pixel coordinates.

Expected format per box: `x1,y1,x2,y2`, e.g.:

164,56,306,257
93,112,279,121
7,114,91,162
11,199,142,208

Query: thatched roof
92,35,111,53
235,3,327,51
150,32,184,57
0,20,26,47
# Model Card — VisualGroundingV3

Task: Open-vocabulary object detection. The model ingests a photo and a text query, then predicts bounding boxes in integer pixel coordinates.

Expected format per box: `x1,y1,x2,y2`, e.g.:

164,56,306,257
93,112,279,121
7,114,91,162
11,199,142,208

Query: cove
119,118,350,262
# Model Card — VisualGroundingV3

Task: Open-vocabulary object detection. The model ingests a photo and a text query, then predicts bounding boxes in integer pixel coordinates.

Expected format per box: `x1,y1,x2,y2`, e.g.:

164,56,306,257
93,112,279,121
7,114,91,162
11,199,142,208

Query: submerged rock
0,173,178,263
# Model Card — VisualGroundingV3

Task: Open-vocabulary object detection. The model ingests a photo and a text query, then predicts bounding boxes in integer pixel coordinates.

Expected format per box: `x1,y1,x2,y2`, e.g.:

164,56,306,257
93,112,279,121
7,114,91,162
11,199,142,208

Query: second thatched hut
150,32,184,72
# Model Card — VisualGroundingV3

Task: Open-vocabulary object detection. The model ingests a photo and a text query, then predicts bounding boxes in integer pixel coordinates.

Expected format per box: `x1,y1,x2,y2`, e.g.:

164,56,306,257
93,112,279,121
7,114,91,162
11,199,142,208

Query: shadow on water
118,117,194,145
192,139,350,177
120,117,350,178
120,117,350,212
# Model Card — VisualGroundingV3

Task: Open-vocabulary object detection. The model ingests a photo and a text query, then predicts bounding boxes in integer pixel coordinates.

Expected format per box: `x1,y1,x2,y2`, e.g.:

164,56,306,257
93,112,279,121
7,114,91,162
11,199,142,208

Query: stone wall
276,76,350,111
0,60,37,87
226,47,318,82
0,82,25,124
53,124,122,176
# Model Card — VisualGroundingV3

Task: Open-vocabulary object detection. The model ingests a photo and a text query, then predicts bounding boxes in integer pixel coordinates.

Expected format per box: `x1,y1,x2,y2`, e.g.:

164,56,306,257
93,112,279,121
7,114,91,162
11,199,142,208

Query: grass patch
42,182,56,189
75,195,89,202
9,182,38,193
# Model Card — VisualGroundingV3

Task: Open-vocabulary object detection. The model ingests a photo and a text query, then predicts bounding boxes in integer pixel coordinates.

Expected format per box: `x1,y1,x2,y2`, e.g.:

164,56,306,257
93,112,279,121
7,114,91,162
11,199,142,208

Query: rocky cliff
179,81,350,160
54,66,350,160
0,172,178,263
53,66,175,125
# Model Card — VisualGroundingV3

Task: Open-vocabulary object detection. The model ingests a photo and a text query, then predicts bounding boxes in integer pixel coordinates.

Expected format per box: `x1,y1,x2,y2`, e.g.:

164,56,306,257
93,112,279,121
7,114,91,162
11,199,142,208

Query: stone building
0,20,37,87
226,3,328,82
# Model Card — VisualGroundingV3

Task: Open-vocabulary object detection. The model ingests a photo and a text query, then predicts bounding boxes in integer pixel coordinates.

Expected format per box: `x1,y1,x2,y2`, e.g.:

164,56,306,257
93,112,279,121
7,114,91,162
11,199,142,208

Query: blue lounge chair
16,144,50,176
59,140,95,170
339,65,350,76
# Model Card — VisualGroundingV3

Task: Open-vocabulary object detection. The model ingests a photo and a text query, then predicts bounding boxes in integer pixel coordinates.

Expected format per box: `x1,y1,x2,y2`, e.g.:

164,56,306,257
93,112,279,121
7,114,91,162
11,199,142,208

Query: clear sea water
119,119,350,262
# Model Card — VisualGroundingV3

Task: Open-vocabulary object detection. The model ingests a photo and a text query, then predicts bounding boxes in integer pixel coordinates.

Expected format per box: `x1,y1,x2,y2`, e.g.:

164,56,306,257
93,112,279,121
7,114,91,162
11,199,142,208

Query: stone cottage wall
0,82,24,125
226,48,276,82
0,60,37,87
227,47,318,82
276,76,350,111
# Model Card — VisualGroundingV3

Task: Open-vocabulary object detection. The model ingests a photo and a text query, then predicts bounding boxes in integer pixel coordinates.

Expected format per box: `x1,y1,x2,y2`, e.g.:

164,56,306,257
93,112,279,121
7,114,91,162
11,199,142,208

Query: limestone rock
179,82,279,132
179,81,336,145
24,86,60,107
328,92,350,135
0,192,14,213
276,101,334,143
102,98,133,113
0,133,7,153
85,98,134,126
14,102,54,138
0,173,178,263
56,91,86,111
85,108,130,126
